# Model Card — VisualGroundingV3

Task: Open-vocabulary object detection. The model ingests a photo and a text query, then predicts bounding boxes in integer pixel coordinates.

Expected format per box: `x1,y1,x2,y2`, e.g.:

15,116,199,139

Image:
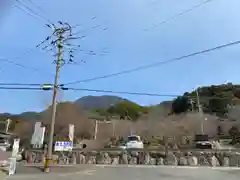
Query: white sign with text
54,141,73,152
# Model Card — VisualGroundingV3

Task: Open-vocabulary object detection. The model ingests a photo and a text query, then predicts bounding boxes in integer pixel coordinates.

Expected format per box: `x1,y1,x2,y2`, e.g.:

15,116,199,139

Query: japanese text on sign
54,141,73,152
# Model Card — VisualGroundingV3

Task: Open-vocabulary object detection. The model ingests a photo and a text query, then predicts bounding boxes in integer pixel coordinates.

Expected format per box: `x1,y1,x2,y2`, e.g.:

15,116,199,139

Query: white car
0,139,11,152
126,135,144,149
195,141,213,149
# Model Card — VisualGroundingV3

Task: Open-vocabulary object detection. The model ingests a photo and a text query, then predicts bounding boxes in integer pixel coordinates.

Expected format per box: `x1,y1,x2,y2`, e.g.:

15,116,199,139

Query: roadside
3,165,240,180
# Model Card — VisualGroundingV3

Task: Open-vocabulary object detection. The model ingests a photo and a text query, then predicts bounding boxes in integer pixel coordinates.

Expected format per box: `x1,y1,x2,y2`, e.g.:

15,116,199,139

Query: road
2,165,240,180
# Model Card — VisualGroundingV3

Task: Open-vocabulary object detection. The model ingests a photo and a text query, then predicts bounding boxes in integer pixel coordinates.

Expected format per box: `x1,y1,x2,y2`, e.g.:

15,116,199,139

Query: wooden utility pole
44,36,62,173
196,88,205,134
41,22,76,173
94,120,98,140
112,119,116,137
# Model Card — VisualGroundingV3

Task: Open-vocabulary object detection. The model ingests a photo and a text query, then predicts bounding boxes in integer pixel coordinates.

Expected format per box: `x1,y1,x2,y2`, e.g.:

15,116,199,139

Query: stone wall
24,149,240,167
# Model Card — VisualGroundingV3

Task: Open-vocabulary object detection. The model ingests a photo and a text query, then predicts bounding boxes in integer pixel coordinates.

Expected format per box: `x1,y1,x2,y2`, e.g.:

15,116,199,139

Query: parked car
126,135,144,149
0,138,11,152
195,134,212,149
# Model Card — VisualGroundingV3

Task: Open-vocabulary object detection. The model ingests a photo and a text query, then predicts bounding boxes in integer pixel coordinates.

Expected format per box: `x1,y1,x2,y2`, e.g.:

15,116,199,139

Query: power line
26,0,48,15
67,87,179,97
15,0,53,24
0,83,50,86
64,87,236,100
64,39,240,86
0,85,236,100
0,57,54,77
0,87,43,90
0,37,57,77
13,4,43,23
144,0,215,31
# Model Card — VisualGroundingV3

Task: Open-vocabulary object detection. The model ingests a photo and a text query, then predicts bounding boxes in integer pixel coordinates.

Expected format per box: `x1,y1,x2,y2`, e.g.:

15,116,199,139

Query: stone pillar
120,152,128,164
71,153,77,165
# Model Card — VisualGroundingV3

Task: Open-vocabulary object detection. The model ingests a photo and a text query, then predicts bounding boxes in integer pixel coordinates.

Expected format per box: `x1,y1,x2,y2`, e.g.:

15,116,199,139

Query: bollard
52,154,59,166
41,154,46,164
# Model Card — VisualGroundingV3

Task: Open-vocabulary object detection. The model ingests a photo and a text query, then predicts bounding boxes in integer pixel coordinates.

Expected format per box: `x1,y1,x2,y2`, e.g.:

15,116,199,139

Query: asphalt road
2,165,240,180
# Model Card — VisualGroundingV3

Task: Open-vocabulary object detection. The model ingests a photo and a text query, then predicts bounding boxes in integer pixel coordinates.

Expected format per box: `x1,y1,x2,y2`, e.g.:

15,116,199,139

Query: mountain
74,95,127,110
2,83,240,122
1,83,240,144
1,83,240,134
0,95,127,122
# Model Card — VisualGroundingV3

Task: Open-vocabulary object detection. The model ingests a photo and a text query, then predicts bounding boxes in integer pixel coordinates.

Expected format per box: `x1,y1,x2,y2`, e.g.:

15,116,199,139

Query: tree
94,109,110,117
171,96,190,114
209,98,229,116
106,101,144,121
234,88,240,99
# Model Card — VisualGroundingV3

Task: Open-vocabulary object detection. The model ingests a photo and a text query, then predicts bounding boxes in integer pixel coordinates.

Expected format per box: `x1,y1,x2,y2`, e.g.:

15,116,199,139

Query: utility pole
189,99,194,112
112,119,116,137
126,115,134,135
5,119,11,133
196,88,204,134
39,22,77,173
44,40,62,173
94,120,98,140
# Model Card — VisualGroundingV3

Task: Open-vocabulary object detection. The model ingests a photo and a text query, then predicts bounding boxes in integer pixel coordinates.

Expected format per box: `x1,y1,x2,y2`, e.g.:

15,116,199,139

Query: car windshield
127,136,139,141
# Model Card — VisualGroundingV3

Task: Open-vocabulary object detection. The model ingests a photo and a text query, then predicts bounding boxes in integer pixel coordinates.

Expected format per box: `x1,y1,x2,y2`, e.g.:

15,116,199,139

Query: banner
31,122,45,147
31,122,41,144
11,138,20,157
69,124,75,142
8,157,16,176
39,126,45,146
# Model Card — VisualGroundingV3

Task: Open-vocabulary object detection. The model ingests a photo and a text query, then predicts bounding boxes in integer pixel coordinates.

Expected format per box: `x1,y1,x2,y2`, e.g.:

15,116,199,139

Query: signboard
69,124,74,142
54,141,73,152
11,138,20,157
8,157,16,176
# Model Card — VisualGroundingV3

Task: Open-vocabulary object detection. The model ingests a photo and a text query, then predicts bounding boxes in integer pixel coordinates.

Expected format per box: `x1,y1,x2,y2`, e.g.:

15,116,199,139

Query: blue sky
0,0,240,114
